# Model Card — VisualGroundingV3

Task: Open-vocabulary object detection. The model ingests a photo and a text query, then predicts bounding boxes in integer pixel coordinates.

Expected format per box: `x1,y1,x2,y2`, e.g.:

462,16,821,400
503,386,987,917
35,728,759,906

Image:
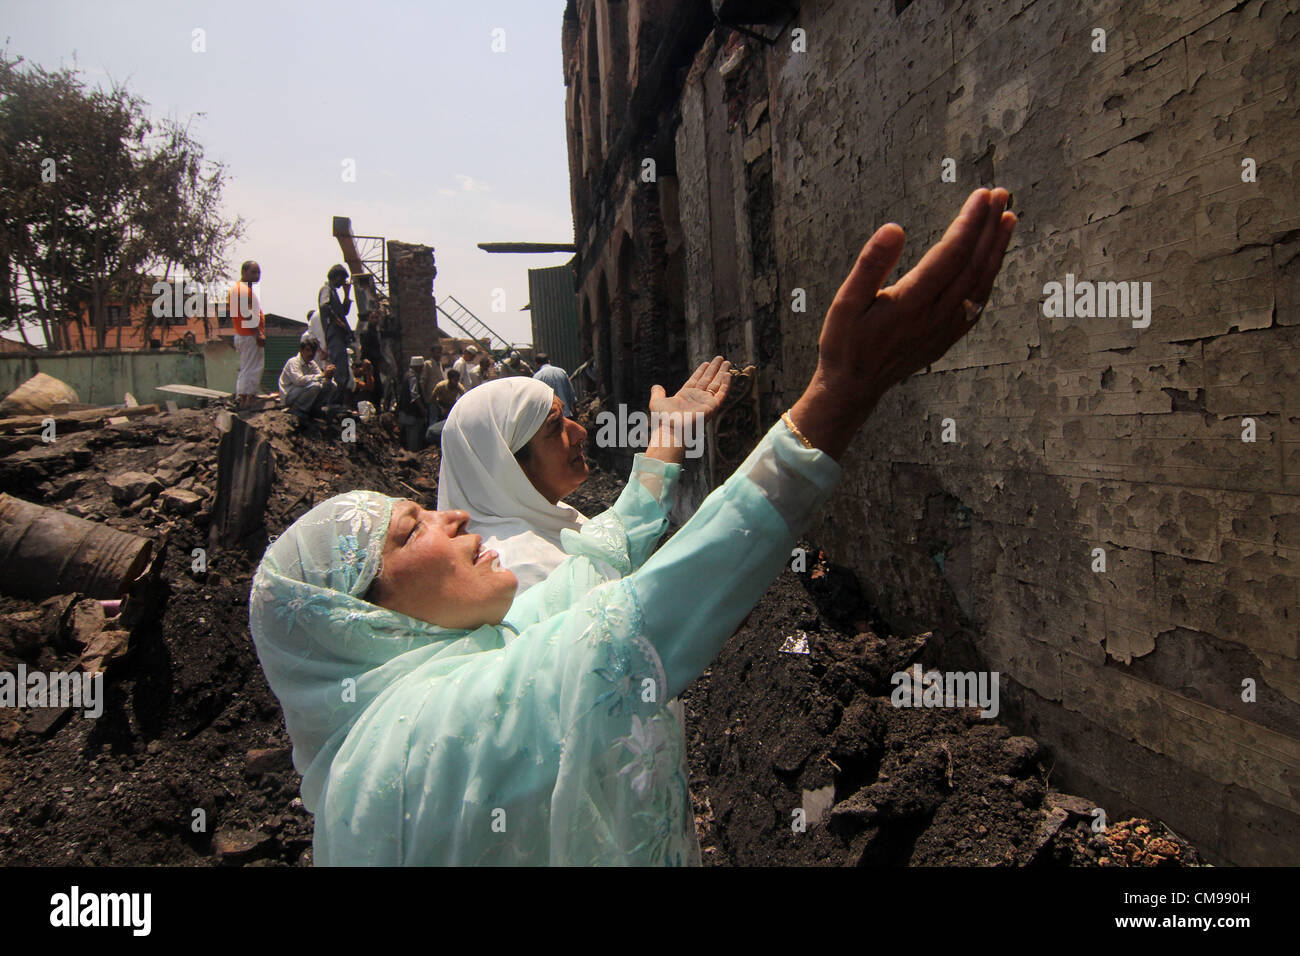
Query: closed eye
397,505,420,545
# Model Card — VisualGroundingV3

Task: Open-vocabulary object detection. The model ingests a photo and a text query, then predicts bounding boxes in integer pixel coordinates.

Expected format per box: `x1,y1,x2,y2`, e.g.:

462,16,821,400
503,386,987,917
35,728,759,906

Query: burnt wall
386,240,438,376
564,0,714,415
665,0,1300,865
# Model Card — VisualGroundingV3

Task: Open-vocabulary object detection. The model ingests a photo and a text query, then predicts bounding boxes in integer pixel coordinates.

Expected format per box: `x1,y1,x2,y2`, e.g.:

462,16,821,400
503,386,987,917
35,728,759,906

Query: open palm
649,356,732,424
818,187,1016,408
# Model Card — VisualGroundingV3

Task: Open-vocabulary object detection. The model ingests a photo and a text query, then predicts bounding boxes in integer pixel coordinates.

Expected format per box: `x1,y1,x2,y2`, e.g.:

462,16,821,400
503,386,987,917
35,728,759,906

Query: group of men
229,260,379,416
226,258,578,443
395,345,576,452
280,265,385,424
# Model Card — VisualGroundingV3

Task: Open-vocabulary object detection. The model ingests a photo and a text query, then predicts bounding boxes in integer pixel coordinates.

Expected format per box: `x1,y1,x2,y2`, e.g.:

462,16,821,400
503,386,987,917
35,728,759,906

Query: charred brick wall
386,240,437,375
563,0,714,417
664,0,1300,864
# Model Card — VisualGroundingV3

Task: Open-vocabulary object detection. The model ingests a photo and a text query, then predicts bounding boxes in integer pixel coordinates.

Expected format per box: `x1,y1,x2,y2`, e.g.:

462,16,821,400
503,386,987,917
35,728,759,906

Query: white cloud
454,174,493,193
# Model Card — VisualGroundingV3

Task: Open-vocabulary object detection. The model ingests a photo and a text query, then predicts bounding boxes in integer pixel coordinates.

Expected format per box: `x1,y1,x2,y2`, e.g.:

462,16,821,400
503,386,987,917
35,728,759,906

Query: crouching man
279,334,336,422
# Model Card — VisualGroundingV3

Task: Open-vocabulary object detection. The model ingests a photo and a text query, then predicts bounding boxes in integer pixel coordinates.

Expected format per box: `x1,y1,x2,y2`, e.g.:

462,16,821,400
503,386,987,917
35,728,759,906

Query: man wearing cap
318,265,354,395
451,344,484,390
497,351,532,378
397,355,429,451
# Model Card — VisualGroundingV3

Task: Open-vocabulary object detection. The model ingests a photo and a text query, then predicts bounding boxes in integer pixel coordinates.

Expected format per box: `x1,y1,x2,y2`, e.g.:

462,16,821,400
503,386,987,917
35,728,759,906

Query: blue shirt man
531,353,577,418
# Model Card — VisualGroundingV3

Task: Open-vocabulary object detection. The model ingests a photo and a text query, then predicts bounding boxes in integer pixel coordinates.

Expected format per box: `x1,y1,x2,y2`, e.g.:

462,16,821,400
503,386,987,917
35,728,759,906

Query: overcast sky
3,0,574,346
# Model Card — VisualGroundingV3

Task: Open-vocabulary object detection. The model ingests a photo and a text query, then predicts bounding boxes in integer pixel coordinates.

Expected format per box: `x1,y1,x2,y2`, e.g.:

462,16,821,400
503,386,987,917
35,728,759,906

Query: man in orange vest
229,260,266,409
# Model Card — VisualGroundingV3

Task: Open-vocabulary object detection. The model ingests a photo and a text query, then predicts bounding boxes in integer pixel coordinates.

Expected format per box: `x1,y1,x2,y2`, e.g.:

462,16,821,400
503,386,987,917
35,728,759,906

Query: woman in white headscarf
438,358,734,593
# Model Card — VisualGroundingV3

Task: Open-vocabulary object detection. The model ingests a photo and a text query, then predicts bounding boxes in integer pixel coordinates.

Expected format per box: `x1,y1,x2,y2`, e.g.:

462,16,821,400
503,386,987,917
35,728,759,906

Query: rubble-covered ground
0,402,1203,866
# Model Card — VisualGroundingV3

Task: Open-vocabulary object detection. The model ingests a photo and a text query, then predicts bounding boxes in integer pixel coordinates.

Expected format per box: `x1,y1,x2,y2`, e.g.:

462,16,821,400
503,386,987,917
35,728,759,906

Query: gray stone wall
667,0,1300,864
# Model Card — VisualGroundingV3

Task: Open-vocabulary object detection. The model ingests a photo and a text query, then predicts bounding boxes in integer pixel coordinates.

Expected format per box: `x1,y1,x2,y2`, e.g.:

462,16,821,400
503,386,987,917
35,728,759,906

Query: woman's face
368,503,517,629
520,397,588,504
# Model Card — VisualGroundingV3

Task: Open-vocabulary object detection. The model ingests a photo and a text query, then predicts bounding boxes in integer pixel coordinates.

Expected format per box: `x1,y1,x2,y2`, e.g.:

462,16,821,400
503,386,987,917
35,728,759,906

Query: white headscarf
437,377,587,592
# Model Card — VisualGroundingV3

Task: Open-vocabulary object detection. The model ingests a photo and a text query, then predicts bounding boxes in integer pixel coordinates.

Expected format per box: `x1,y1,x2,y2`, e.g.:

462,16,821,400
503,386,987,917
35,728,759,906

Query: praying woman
248,188,1016,865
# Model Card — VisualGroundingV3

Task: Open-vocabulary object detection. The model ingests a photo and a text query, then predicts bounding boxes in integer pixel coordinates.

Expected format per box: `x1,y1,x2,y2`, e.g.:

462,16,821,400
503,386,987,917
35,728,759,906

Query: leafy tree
0,52,244,349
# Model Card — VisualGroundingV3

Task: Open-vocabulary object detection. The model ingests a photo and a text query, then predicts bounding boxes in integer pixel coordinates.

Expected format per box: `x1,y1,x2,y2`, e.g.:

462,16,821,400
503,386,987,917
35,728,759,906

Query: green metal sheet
527,260,581,374
261,337,300,393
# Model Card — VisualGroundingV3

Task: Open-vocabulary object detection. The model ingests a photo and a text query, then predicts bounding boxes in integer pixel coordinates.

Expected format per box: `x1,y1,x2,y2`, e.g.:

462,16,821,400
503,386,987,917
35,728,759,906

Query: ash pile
681,550,1204,866
0,397,434,865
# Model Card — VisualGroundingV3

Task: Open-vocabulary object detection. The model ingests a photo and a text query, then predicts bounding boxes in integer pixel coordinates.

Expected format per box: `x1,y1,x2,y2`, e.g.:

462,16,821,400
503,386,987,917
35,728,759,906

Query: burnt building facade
563,1,703,413
562,0,1300,865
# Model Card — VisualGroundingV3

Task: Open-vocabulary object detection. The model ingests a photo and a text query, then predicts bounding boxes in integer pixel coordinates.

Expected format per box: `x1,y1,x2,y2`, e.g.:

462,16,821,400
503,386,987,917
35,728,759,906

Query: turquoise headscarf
249,490,698,865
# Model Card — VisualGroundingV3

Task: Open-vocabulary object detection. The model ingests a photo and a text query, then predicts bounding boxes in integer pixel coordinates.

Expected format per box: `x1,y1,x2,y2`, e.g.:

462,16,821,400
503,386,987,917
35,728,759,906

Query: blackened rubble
0,403,434,865
0,404,1201,865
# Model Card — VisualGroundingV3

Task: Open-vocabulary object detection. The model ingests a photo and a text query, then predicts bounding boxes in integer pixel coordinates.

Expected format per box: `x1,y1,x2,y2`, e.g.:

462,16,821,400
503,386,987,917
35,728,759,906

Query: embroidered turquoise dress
249,419,840,865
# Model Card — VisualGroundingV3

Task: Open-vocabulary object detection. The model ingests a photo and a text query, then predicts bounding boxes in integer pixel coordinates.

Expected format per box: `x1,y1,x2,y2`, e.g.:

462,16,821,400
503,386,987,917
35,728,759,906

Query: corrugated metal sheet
260,317,314,392
527,260,581,374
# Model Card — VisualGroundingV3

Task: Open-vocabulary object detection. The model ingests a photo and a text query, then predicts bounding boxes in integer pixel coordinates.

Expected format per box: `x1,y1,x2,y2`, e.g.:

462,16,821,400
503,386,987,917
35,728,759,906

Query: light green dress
249,419,841,864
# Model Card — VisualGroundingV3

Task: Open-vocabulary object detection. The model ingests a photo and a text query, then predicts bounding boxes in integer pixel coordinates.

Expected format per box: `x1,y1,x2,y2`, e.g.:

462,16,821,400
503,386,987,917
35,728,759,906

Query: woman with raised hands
248,188,1016,866
436,356,733,595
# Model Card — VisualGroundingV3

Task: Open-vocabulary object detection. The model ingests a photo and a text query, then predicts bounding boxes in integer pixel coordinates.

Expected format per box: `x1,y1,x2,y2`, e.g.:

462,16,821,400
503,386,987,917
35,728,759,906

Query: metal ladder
436,294,522,354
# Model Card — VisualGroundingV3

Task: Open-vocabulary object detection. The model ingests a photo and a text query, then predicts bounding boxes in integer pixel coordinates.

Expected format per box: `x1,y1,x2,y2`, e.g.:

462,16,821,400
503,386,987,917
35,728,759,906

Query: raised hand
649,355,733,425
644,356,732,465
791,187,1017,458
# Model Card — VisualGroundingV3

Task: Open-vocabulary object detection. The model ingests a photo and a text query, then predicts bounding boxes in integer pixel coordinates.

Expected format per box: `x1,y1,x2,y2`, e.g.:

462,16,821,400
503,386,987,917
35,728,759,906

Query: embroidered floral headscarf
248,490,697,865
249,491,498,813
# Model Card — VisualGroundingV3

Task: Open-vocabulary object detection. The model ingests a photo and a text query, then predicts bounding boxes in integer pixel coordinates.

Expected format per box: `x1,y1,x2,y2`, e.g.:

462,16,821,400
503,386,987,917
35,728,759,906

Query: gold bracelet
781,411,814,449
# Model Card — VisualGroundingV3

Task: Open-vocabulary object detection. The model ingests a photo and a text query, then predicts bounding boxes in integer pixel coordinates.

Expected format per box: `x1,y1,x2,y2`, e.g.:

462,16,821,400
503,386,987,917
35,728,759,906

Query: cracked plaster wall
670,0,1300,864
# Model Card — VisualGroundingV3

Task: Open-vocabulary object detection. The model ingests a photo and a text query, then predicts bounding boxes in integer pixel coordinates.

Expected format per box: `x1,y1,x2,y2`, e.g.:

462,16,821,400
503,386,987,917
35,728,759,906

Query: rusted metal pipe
0,494,153,600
